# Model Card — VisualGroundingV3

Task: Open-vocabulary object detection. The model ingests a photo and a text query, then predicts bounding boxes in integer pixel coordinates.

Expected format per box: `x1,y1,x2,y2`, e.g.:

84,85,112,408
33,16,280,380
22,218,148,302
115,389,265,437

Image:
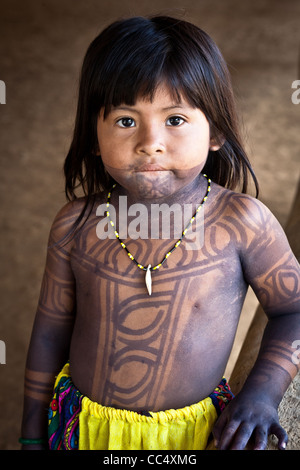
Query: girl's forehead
135,84,184,106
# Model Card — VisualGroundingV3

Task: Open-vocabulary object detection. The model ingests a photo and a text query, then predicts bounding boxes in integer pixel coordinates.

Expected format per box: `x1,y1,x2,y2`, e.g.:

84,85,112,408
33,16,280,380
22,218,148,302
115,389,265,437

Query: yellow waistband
81,394,214,424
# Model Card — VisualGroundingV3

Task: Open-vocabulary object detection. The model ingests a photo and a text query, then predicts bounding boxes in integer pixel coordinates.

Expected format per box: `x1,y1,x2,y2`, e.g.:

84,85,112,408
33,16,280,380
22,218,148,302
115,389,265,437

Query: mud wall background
0,0,299,449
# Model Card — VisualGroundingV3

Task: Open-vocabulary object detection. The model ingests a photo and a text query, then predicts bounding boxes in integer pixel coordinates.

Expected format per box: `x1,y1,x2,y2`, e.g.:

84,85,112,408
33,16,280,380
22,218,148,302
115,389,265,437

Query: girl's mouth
135,164,166,172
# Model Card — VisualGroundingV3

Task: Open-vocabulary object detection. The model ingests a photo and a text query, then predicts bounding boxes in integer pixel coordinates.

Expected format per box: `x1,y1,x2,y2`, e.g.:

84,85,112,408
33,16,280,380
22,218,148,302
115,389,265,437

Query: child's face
97,85,219,199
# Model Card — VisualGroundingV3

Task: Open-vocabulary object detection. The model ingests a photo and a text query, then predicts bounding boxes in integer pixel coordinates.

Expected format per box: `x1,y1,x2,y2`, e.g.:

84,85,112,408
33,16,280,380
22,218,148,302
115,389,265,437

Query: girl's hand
213,392,288,450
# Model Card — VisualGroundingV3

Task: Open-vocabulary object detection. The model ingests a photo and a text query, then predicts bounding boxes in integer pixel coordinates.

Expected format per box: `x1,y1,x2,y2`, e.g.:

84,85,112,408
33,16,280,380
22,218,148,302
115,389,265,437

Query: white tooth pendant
145,264,152,296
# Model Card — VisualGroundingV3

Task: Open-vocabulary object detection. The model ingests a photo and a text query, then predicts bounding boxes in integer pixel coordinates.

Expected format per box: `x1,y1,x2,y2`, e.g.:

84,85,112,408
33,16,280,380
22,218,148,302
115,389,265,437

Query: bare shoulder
212,182,264,213
206,183,289,256
211,183,278,228
49,196,100,248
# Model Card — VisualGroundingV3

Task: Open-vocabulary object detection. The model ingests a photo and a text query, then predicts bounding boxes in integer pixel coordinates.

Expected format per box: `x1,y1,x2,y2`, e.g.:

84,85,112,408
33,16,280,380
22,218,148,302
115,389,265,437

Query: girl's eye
166,116,185,127
116,117,135,128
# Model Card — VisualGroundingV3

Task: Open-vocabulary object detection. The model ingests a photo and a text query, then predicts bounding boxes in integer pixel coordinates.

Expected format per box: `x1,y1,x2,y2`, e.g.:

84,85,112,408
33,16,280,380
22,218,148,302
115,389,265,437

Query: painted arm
21,203,78,449
213,196,300,450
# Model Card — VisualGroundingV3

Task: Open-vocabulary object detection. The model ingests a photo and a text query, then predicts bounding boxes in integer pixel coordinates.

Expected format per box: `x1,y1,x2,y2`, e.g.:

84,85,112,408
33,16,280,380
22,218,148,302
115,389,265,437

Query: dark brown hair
63,15,259,235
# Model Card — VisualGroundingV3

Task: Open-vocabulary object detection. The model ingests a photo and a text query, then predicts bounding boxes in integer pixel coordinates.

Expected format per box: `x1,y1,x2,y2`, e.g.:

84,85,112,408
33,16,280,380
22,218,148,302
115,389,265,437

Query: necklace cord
106,174,211,272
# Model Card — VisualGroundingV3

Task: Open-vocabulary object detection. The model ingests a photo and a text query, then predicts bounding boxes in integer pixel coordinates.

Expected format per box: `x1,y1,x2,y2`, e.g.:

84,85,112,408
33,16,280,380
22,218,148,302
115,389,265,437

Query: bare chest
69,229,246,409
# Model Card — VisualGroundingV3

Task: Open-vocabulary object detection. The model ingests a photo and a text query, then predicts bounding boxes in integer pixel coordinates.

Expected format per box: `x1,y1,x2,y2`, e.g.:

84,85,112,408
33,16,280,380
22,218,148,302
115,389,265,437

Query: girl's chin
104,164,205,199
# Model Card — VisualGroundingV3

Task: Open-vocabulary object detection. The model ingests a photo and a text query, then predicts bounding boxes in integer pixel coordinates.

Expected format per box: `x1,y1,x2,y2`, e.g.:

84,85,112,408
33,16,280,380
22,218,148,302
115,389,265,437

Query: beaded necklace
106,174,211,295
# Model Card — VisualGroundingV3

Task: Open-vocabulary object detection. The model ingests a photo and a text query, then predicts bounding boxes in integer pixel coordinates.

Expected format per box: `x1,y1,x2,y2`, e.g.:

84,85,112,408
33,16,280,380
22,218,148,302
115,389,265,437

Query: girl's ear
209,134,225,151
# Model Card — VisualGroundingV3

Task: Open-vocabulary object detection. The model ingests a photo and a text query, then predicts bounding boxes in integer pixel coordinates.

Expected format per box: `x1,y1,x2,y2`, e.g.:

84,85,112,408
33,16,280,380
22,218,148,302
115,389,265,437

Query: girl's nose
135,124,165,156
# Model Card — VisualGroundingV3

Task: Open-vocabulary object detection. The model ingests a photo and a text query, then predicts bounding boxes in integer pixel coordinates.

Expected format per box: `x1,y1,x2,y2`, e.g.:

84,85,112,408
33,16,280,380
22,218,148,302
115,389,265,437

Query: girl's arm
213,195,300,450
20,202,79,449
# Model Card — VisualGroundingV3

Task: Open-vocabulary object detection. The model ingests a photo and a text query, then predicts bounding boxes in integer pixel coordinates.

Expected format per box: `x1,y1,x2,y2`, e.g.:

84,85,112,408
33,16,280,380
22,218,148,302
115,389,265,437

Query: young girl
20,15,300,450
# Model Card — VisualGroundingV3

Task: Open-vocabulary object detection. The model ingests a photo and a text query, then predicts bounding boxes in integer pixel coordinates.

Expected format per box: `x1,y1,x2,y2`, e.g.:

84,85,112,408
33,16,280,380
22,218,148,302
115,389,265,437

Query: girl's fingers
253,426,268,450
213,418,241,450
226,422,254,450
270,423,288,450
213,404,288,450
212,412,229,448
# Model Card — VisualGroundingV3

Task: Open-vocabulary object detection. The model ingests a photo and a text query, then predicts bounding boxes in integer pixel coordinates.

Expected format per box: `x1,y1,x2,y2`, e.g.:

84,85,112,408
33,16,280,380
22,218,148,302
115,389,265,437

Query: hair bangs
99,34,187,117
88,15,207,118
